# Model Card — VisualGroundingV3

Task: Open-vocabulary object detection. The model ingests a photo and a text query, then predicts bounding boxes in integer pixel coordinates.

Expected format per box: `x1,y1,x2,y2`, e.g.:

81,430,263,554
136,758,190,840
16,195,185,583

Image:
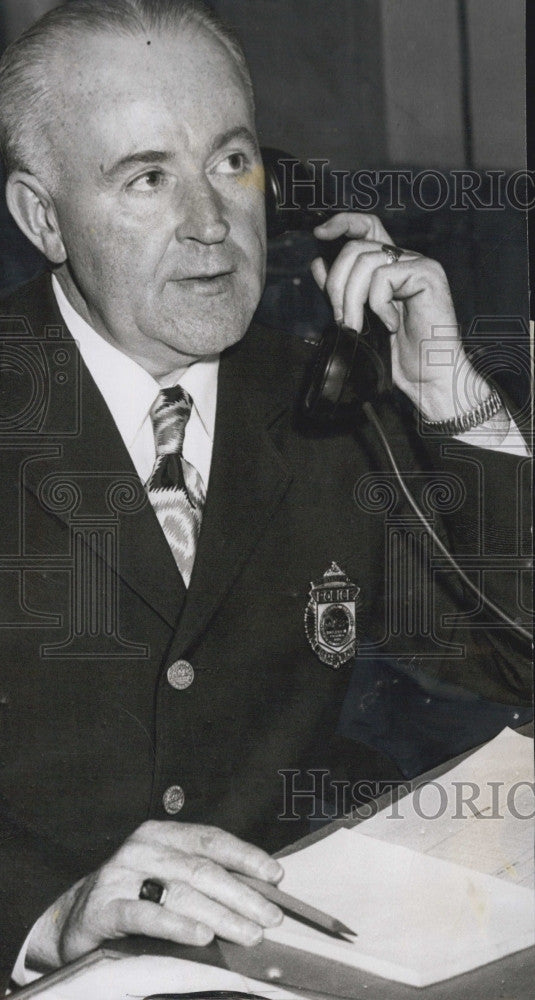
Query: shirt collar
158,354,218,441
51,275,218,447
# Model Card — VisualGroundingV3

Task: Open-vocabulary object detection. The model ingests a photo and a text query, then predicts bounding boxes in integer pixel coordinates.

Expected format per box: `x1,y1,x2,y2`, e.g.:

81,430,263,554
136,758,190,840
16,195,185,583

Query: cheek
74,224,157,305
239,213,267,287
58,191,151,272
229,184,266,244
247,195,267,249
58,203,116,276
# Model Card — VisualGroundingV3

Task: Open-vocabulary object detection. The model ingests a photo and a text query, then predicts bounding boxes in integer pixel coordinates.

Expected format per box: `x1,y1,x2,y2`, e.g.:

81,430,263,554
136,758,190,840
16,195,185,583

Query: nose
174,176,230,245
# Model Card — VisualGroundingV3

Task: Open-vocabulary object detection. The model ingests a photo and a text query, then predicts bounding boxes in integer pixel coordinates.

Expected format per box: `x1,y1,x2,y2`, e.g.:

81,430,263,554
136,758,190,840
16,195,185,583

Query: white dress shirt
51,275,218,493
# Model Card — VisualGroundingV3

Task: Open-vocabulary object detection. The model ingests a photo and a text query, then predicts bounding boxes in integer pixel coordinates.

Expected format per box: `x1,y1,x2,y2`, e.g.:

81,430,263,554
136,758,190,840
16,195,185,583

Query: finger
324,242,374,323
181,858,282,927
60,896,215,961
368,265,408,332
137,822,283,883
366,254,424,332
111,897,215,947
163,880,267,946
313,240,403,325
313,211,392,244
310,256,328,291
122,854,281,928
340,249,392,332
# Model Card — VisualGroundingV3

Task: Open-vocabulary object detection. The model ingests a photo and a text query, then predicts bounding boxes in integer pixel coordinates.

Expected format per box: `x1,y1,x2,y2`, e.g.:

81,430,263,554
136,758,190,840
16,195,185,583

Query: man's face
48,28,266,375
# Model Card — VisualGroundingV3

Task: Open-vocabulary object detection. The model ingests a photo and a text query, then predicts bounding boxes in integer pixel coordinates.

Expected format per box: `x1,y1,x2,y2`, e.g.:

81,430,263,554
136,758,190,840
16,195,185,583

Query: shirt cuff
10,927,43,989
453,415,530,456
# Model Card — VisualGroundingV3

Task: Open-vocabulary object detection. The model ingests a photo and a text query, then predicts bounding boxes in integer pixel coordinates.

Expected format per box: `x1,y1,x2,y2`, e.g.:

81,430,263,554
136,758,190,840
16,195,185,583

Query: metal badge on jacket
305,562,361,668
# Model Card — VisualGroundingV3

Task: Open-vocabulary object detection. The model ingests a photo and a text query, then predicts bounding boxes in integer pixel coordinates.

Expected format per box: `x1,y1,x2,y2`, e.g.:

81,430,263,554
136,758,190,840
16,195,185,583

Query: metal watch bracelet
418,386,503,436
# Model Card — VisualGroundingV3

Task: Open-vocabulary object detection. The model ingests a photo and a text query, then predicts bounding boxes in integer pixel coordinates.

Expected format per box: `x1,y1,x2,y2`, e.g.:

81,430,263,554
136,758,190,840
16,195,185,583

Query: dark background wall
0,0,528,372
212,0,525,172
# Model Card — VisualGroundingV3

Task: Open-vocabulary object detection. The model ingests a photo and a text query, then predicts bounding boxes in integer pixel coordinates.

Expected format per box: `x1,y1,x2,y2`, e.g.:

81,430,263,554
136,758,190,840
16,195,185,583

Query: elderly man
0,0,530,986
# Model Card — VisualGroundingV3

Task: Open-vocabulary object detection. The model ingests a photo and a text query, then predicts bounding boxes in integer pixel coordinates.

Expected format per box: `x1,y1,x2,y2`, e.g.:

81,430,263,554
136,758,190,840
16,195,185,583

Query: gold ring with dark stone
381,244,403,264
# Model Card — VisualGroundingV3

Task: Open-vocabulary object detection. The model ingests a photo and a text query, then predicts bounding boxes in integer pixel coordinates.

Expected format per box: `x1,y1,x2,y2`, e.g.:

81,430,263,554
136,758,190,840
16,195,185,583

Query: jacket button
167,659,195,690
163,785,185,814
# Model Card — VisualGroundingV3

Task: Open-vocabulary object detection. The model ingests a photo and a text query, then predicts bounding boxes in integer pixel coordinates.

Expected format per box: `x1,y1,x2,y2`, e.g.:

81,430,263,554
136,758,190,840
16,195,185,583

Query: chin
153,312,250,361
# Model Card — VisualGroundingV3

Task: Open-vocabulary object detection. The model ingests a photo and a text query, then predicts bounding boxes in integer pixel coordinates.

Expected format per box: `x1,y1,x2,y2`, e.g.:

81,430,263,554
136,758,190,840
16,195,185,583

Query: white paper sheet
356,727,535,889
264,827,534,987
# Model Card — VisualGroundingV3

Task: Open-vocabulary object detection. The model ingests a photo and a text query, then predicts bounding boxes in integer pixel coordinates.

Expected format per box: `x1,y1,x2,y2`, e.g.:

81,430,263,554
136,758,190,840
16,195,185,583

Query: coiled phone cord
362,400,532,644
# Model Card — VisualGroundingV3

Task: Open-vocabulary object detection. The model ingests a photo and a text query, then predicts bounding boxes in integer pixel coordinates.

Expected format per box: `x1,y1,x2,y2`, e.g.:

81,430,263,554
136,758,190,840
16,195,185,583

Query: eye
215,152,249,176
127,169,167,192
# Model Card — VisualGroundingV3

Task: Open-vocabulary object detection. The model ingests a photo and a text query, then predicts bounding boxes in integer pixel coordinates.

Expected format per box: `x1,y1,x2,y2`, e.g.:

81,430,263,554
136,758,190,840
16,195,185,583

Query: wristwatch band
418,386,503,436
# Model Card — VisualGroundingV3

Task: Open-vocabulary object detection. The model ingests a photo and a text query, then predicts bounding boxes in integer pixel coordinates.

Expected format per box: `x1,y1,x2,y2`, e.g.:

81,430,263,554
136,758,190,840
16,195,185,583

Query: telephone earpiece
302,320,389,421
261,147,388,419
262,146,332,239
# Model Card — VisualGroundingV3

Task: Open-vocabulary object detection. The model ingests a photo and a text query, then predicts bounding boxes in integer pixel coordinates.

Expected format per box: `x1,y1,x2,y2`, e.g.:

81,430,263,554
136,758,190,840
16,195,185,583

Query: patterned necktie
146,385,205,586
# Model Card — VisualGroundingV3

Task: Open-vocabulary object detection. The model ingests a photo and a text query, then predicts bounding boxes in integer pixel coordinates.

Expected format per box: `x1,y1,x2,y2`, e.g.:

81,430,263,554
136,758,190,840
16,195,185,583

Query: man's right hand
26,821,284,971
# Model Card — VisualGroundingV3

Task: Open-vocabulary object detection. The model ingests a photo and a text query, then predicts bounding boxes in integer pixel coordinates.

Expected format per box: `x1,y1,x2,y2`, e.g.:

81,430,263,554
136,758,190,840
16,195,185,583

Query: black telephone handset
261,148,530,643
262,147,389,422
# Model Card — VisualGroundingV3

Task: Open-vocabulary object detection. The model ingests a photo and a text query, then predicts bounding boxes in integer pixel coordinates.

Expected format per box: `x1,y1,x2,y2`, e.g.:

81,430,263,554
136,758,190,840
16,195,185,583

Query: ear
5,171,67,264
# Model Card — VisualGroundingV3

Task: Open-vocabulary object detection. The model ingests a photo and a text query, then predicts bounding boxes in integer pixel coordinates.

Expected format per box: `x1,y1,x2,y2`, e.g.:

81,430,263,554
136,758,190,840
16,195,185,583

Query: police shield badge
305,562,361,668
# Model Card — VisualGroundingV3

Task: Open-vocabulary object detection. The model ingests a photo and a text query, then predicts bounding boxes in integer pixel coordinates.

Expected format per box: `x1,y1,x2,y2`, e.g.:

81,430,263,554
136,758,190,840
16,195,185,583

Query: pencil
234,873,357,940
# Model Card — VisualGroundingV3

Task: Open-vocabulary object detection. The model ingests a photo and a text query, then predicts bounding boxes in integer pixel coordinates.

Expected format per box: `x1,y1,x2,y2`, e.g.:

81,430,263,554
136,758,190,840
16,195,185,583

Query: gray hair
0,0,254,183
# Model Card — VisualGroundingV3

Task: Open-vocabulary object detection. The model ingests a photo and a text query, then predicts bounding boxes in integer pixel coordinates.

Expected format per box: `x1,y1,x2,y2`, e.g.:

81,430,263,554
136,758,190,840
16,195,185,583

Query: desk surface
14,725,534,1000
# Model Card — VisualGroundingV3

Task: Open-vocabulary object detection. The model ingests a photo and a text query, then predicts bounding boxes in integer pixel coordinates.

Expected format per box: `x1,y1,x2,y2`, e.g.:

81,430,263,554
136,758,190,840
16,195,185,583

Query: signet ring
139,878,168,906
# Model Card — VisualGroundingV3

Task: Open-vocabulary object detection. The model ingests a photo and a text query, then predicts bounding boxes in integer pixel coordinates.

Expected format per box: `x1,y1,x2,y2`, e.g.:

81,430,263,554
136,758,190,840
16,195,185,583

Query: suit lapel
173,326,294,653
12,274,186,628
69,357,187,628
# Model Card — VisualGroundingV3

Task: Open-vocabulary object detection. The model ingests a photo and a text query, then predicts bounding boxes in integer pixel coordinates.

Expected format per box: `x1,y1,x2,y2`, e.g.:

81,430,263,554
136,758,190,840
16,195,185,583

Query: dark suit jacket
0,273,531,970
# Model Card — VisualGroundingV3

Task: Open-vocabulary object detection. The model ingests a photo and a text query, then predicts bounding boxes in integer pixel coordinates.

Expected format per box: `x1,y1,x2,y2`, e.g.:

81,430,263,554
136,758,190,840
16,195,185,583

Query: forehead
47,27,253,162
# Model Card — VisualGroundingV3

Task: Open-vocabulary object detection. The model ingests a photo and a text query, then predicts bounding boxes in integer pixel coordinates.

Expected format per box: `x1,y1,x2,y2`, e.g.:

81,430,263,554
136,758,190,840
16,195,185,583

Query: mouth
171,269,236,295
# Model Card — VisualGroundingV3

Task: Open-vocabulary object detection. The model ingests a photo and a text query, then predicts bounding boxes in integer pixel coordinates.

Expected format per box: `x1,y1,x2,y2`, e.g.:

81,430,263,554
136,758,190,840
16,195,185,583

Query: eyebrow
100,149,172,180
100,126,258,181
207,126,259,156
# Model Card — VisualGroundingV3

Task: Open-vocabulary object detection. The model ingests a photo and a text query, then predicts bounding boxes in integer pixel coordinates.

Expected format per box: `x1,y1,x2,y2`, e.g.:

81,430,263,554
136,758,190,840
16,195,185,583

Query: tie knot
150,385,193,456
